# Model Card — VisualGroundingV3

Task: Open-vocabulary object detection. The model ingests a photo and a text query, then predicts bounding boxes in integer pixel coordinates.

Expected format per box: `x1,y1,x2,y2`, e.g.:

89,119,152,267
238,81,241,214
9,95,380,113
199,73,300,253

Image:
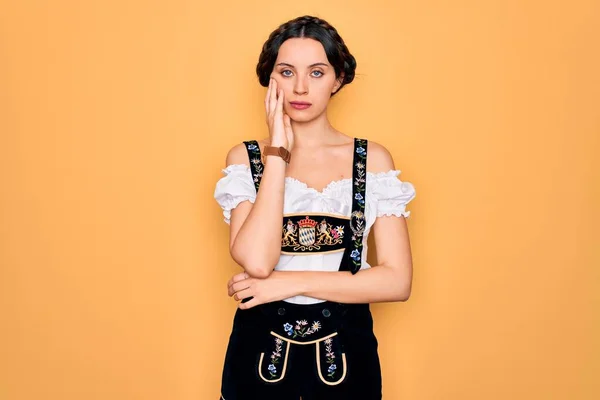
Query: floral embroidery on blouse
283,320,321,338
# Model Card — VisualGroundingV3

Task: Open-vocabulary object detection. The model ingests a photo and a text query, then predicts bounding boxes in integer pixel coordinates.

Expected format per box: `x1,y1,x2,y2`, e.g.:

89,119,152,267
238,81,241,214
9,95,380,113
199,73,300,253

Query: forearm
284,264,412,304
230,156,286,277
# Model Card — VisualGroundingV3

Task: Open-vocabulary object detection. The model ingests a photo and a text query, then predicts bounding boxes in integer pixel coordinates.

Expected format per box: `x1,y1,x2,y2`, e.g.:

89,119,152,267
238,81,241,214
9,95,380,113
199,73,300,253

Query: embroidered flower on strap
348,138,368,273
243,140,264,191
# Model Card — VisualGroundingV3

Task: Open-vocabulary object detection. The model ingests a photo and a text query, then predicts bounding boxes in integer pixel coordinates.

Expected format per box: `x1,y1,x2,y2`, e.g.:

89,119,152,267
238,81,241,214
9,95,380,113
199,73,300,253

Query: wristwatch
262,145,291,164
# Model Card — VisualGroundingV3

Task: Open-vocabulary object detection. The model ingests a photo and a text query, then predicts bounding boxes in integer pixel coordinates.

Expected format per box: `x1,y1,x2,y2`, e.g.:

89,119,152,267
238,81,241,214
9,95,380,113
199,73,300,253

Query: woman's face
270,38,342,122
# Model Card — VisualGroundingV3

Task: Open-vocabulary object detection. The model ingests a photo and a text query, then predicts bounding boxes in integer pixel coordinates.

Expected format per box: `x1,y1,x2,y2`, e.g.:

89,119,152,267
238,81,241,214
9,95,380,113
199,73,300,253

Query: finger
229,280,251,297
276,88,284,115
284,113,294,144
228,282,237,297
239,296,259,310
269,79,278,115
233,287,253,302
265,78,272,113
227,272,248,291
232,272,248,283
226,274,237,289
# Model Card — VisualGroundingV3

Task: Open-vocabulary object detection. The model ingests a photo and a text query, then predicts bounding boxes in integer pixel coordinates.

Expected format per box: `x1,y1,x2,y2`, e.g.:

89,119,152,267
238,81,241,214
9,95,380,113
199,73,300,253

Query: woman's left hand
227,270,297,309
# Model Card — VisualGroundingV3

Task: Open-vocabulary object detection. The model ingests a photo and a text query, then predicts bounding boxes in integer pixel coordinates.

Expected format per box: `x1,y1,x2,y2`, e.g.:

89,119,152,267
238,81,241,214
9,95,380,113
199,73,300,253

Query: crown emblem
298,216,317,228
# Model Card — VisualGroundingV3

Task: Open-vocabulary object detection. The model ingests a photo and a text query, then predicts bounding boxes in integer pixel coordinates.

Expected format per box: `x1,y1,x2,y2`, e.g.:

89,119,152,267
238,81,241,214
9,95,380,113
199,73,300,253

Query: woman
214,15,416,400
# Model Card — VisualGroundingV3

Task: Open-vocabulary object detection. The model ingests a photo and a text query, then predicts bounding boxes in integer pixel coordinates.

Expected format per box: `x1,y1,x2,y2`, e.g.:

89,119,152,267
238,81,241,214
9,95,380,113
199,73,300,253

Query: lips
290,101,312,110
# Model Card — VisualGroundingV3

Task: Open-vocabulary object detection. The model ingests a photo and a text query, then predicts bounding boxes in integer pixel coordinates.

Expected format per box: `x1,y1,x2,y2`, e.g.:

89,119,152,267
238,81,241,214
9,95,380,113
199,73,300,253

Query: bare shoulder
224,142,250,167
224,138,269,167
366,140,396,173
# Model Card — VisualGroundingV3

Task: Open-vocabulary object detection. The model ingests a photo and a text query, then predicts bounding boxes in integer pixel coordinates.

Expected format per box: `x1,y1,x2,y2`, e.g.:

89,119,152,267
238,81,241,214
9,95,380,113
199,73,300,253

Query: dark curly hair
256,15,357,97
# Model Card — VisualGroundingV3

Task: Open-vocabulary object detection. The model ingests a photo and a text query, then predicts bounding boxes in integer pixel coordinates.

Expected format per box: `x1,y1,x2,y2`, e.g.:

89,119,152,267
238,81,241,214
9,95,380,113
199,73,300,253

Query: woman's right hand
265,78,294,151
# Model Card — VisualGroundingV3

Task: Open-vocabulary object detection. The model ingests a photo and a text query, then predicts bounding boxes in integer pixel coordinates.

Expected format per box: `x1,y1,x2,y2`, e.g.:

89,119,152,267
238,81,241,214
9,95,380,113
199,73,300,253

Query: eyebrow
275,62,330,68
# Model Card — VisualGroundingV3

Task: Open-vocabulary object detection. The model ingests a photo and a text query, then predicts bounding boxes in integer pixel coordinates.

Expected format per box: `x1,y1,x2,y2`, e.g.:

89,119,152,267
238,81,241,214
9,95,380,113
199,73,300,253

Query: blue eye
280,70,324,77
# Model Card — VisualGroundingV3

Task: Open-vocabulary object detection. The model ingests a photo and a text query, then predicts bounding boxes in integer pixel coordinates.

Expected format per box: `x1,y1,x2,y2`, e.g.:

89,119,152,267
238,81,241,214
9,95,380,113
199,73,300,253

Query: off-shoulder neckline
223,163,401,195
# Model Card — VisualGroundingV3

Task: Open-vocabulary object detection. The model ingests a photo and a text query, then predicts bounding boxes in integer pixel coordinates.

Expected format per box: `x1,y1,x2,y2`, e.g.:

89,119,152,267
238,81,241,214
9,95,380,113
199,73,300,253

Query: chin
288,114,313,123
286,108,320,123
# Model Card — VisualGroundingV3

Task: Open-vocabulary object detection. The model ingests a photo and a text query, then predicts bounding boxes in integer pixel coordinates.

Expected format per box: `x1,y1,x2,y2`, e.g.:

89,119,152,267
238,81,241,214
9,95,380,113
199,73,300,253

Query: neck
289,110,342,149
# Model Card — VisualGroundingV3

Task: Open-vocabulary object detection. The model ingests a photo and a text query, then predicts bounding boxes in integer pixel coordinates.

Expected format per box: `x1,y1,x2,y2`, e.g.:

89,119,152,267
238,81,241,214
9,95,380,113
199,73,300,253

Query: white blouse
214,164,416,304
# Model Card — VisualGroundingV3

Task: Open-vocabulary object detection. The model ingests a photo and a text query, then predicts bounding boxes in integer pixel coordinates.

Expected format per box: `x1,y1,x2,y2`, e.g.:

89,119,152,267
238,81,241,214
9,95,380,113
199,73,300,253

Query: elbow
392,282,412,302
392,263,412,302
229,247,276,279
245,265,273,279
397,288,411,302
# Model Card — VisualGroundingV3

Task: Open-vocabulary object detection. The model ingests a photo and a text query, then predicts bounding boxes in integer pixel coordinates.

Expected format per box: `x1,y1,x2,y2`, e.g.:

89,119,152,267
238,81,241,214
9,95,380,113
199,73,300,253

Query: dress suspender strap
243,140,264,193
339,138,368,275
239,140,263,305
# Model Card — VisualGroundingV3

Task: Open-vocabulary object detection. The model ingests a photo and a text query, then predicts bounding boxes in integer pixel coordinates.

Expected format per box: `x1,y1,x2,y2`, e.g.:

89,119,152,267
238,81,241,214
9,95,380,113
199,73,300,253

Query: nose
293,75,308,96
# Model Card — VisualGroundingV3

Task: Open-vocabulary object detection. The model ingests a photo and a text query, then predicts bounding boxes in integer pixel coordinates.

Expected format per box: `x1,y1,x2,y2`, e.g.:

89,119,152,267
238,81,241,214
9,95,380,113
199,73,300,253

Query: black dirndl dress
220,138,382,400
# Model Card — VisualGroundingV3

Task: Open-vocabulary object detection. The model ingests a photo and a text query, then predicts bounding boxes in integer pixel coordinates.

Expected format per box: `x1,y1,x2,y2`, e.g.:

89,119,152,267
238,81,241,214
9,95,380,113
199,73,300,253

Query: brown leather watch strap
262,145,291,164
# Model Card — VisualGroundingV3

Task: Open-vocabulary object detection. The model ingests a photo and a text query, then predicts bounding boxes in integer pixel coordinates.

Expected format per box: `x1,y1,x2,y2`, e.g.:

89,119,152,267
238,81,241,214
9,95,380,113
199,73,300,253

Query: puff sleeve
213,164,257,224
372,170,416,218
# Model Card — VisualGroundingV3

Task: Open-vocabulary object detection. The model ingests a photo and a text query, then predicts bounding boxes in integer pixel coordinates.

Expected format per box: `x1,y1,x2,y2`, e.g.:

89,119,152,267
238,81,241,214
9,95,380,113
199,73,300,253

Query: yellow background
1,0,598,399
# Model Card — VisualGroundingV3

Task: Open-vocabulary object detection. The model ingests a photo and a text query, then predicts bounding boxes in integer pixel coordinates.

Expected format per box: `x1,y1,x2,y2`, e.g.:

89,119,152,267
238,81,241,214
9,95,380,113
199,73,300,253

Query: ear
332,73,344,94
